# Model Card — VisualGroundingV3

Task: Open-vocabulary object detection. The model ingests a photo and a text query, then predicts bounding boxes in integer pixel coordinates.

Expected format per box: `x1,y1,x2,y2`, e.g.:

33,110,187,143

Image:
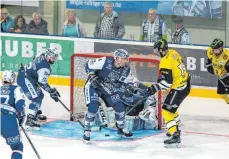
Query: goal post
70,53,163,129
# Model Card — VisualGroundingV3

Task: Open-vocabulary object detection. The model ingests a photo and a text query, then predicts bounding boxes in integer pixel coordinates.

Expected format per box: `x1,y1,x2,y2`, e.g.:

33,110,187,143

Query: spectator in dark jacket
9,15,29,33
28,12,48,35
94,2,125,39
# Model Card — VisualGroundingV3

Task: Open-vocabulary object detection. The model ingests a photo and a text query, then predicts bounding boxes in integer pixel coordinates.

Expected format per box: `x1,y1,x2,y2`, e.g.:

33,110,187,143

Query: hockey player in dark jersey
83,49,137,142
17,48,60,129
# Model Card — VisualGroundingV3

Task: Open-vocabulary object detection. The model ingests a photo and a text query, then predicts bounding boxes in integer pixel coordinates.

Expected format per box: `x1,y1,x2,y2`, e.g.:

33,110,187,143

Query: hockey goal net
70,53,163,129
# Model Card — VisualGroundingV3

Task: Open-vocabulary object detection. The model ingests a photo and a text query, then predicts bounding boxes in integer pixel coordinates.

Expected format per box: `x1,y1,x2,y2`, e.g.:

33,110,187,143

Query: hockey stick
21,126,41,159
57,99,85,128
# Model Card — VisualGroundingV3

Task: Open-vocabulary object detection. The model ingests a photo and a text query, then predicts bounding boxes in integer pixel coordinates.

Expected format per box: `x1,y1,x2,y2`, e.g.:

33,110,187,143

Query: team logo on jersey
172,53,177,60
219,61,225,69
7,135,20,145
223,54,228,60
108,72,119,81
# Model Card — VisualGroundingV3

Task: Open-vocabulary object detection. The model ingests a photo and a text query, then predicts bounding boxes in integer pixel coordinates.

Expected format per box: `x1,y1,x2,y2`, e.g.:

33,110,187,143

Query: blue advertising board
66,0,222,18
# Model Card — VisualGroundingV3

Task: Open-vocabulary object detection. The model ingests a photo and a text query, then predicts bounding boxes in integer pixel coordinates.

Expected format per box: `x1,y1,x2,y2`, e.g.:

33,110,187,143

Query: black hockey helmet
210,38,224,49
153,39,168,57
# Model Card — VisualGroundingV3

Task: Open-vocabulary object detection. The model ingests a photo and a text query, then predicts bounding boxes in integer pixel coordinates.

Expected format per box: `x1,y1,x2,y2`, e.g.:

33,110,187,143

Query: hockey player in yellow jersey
147,39,191,147
206,38,229,104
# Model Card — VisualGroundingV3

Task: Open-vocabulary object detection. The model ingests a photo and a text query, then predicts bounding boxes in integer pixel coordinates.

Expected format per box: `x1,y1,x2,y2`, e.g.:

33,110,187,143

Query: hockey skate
36,110,47,122
83,130,91,144
164,131,181,148
116,123,133,138
166,129,181,139
24,114,40,130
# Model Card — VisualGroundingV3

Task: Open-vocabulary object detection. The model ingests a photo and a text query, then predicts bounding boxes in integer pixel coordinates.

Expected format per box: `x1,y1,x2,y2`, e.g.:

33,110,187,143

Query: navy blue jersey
0,85,25,115
24,54,51,85
85,57,135,93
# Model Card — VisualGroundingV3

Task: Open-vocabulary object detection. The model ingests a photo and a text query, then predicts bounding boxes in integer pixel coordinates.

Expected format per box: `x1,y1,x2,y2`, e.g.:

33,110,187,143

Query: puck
105,134,110,137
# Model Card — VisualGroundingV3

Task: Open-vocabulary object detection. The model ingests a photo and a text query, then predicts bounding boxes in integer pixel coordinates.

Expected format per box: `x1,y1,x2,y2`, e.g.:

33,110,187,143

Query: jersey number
178,63,186,77
0,95,10,104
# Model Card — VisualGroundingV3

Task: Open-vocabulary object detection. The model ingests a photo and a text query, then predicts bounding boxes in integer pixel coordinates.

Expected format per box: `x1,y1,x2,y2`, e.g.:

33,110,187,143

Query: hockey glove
49,88,60,102
147,84,160,96
89,75,102,88
126,84,136,94
206,59,214,74
18,111,26,126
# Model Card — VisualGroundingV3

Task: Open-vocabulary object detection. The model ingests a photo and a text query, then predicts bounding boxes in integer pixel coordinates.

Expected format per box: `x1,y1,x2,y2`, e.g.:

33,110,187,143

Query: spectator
9,15,29,33
28,12,48,35
94,2,125,39
171,17,190,44
140,9,167,42
1,8,13,32
62,10,86,37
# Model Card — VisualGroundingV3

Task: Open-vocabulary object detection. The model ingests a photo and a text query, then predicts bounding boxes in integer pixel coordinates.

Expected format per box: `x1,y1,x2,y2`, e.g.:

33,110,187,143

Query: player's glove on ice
49,88,60,102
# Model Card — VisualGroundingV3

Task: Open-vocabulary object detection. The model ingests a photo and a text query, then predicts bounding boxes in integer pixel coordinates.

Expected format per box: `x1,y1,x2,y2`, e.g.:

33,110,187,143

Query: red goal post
70,53,163,129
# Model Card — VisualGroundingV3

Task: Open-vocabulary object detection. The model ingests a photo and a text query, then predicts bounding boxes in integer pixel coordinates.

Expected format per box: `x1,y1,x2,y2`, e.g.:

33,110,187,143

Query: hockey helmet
44,48,59,64
210,38,224,55
113,49,129,60
210,38,224,49
153,39,168,57
2,70,16,84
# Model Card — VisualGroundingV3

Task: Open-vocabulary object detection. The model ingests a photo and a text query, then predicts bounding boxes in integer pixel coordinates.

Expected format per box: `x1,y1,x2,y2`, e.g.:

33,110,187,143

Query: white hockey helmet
44,48,59,64
113,49,129,60
2,70,16,84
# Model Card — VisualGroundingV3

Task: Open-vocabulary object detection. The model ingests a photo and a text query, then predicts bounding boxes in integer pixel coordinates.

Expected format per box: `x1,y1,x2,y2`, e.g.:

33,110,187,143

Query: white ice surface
1,86,229,159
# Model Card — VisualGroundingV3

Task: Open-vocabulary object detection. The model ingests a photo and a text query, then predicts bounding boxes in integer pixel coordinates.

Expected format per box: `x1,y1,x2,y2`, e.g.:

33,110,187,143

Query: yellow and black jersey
206,48,229,78
158,49,189,90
